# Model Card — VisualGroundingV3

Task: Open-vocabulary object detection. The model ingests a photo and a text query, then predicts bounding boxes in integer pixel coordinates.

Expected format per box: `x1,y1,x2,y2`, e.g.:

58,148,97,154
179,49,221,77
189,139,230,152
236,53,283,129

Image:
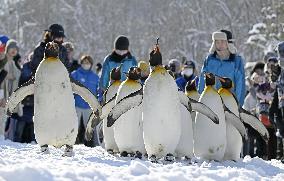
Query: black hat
47,24,65,38
220,29,234,43
114,35,129,50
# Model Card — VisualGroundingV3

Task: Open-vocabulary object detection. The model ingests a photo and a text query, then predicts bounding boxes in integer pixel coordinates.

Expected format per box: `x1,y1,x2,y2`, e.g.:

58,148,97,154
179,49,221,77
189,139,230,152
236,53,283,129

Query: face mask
82,64,91,70
115,50,128,56
182,68,193,77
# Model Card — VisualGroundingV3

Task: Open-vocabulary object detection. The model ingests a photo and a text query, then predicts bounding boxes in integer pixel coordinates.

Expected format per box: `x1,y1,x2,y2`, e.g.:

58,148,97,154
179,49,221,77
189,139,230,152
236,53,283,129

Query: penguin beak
204,72,211,78
215,75,226,83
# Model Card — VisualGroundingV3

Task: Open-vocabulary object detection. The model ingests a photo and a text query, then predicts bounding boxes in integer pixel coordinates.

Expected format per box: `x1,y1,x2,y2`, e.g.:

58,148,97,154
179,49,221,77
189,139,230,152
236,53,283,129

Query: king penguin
107,44,219,162
101,66,122,154
216,75,269,160
6,42,101,156
107,67,146,158
194,73,246,161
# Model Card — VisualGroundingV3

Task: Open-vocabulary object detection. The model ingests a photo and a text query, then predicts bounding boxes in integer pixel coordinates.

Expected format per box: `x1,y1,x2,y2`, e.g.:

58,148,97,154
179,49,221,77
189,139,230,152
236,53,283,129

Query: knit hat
114,35,129,50
46,24,65,38
183,60,196,69
263,51,277,62
5,39,19,54
209,29,237,54
168,59,182,74
0,35,9,44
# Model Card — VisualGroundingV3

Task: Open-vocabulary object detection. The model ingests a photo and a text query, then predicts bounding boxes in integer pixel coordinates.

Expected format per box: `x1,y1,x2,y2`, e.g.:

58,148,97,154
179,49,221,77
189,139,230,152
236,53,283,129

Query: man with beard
30,24,70,74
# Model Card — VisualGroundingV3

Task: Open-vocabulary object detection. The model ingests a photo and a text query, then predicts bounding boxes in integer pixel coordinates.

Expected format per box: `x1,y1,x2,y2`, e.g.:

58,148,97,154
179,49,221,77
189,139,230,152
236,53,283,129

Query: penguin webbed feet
149,155,158,163
164,153,175,162
62,145,74,157
120,151,135,157
134,151,143,159
40,144,50,154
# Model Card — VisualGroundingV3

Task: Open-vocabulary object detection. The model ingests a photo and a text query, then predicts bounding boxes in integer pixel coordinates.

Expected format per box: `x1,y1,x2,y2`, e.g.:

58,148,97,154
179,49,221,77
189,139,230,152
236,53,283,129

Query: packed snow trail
0,136,284,181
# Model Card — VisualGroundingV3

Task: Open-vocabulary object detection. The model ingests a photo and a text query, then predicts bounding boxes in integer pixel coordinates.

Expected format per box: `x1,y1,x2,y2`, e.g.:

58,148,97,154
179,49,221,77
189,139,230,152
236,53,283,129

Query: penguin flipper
6,78,35,116
85,110,101,141
224,106,248,139
107,88,143,127
240,108,269,141
101,94,117,119
70,80,101,115
178,91,219,124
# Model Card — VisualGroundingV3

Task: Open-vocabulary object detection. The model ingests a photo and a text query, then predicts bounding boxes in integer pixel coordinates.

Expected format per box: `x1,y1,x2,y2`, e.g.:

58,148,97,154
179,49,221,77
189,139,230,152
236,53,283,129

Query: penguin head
110,66,121,81
44,41,59,59
185,79,197,92
126,67,141,80
204,72,215,86
217,76,233,89
149,46,162,67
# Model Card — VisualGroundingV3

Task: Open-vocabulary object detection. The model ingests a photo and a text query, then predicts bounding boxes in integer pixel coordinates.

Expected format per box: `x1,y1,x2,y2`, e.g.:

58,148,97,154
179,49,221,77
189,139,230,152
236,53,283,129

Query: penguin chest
34,61,77,146
103,84,120,151
220,93,243,160
194,88,226,160
143,72,181,156
113,81,144,152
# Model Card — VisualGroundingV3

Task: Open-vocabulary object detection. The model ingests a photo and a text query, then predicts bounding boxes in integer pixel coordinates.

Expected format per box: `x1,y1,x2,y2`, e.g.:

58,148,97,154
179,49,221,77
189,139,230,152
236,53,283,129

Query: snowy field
0,136,284,181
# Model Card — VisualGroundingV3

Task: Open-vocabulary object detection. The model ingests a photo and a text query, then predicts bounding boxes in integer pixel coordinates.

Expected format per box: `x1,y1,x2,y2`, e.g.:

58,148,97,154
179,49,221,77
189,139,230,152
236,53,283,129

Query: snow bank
0,136,284,181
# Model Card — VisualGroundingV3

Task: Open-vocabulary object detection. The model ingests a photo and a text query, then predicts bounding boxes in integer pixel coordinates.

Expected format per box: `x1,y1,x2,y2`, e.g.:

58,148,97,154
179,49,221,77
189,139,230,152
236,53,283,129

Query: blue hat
0,35,9,45
184,60,196,69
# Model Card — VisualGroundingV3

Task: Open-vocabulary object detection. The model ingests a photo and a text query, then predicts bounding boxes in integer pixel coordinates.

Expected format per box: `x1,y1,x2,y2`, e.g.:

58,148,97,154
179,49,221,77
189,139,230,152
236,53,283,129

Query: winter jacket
243,92,257,113
30,42,70,74
176,75,199,92
18,62,34,107
71,67,100,109
0,55,22,115
99,52,137,91
198,53,245,106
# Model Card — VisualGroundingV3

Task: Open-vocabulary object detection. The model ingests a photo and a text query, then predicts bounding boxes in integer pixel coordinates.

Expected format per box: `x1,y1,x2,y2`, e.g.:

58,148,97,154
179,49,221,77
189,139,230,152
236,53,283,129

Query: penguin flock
5,41,269,163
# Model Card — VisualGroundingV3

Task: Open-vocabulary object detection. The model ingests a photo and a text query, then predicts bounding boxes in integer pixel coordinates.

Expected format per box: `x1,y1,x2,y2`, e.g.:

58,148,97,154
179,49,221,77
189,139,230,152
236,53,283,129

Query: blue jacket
176,75,199,92
71,67,100,109
99,52,137,91
198,53,245,106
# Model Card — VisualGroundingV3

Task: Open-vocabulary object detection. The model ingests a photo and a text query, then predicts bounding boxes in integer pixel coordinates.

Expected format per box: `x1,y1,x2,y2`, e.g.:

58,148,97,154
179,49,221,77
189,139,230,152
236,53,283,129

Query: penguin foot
134,151,142,159
144,153,148,159
40,145,50,154
62,145,74,157
120,151,128,157
149,155,158,163
128,152,135,157
184,156,191,160
107,149,114,155
164,153,175,162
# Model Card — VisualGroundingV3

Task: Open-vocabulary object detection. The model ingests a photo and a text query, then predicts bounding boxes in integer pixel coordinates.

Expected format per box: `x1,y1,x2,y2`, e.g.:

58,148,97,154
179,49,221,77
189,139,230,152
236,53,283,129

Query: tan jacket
0,57,22,116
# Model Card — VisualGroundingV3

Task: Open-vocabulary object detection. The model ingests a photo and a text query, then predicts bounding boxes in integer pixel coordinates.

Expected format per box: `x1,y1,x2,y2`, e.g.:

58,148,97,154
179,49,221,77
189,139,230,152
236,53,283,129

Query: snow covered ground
0,136,284,181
